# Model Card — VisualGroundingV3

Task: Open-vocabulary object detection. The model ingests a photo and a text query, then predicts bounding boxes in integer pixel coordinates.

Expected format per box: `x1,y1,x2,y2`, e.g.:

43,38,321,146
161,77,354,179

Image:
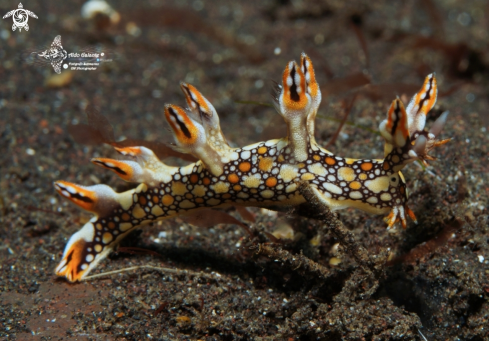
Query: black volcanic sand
1,1,488,340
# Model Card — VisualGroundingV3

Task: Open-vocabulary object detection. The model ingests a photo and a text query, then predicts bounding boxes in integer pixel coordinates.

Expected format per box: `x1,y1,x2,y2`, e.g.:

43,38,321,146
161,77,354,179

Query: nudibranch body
54,54,450,282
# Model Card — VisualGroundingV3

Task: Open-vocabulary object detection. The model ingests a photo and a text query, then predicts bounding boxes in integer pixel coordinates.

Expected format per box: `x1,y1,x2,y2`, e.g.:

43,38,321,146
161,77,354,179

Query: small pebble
329,257,342,266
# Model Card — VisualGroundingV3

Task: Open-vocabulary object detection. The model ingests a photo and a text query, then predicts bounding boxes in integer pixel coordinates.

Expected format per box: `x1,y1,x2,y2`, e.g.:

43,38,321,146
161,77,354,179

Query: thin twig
252,244,335,280
235,99,382,136
234,100,274,107
316,114,380,135
418,329,429,341
83,265,223,281
297,181,382,278
326,94,358,148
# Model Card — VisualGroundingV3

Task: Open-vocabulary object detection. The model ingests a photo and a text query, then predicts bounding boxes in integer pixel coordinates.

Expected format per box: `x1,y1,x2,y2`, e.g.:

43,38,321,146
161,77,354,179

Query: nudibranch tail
55,54,450,282
55,182,150,282
55,218,112,282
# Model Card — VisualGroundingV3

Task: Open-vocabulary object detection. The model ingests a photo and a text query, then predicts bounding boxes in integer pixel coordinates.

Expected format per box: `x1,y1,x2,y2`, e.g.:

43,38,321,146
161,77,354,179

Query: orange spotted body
54,54,450,282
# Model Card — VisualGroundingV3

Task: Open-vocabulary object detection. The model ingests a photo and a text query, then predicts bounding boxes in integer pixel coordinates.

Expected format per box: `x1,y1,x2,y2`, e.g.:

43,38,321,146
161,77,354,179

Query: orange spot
228,174,239,183
258,157,273,172
108,222,116,229
349,181,362,190
152,196,159,203
195,198,204,204
185,193,193,199
122,213,131,221
360,162,373,171
203,177,211,185
266,177,277,187
233,185,242,191
277,155,285,162
162,194,174,206
102,232,113,244
383,162,390,170
325,157,336,165
238,162,251,172
399,186,405,194
313,155,320,161
139,196,147,205
297,163,305,168
190,174,199,184
258,146,267,154
222,193,231,199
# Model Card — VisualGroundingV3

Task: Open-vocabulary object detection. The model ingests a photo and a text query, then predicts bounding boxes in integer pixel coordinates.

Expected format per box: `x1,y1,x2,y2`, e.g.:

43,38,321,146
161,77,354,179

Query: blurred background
1,0,488,149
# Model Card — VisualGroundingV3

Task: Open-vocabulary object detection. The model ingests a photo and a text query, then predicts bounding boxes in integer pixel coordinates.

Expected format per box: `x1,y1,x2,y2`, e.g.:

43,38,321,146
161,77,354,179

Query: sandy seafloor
0,0,488,340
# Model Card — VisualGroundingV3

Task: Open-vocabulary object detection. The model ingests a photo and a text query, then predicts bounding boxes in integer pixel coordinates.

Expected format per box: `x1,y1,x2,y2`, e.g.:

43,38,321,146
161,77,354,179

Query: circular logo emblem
13,9,28,28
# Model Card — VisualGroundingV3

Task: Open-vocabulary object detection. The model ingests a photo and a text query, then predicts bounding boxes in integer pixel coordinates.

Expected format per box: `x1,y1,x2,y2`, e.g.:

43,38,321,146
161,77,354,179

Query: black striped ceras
54,53,450,282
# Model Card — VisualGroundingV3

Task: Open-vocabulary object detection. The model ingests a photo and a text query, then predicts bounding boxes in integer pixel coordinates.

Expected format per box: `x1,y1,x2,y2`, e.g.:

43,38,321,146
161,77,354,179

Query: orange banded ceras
54,53,450,282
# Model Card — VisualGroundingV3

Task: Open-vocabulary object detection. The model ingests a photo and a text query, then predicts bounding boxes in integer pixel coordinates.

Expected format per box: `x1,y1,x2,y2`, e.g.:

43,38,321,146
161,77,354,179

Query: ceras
54,53,450,282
